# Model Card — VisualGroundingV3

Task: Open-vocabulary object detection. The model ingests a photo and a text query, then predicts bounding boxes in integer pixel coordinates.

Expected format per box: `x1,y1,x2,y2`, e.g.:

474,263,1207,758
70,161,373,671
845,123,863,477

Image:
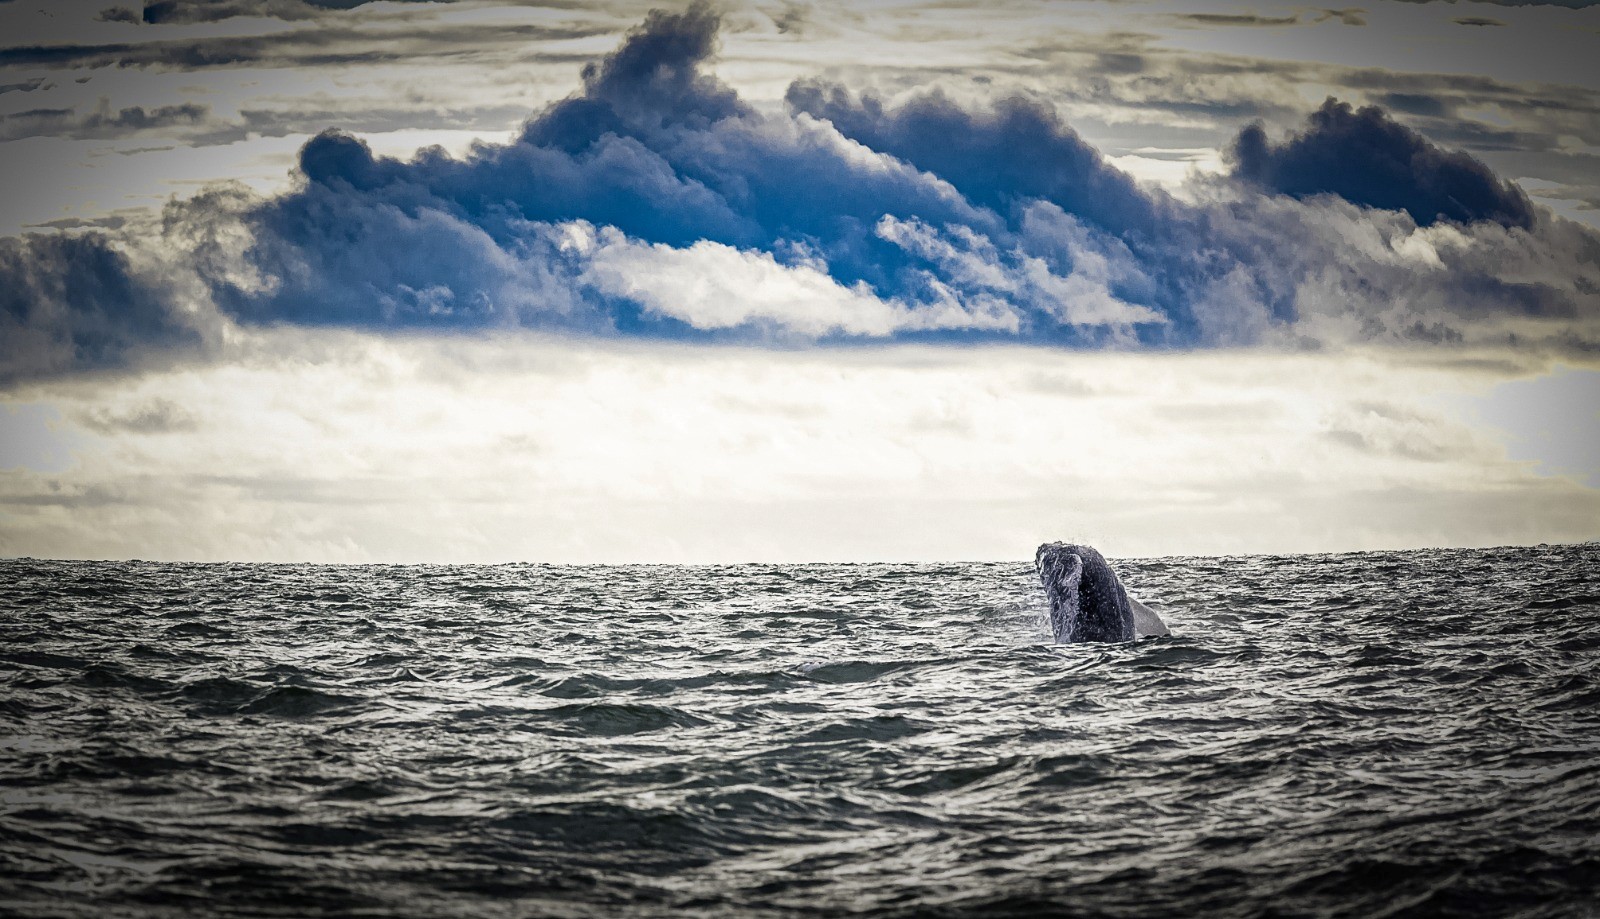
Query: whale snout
1035,542,1078,571
1035,541,1162,643
1035,544,1083,586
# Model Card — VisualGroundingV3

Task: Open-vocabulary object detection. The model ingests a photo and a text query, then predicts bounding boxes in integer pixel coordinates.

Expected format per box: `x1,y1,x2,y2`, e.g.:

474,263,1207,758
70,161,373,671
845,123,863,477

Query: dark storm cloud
0,232,200,383
4,3,1599,384
166,5,1591,352
204,3,1011,331
1229,98,1537,228
573,4,747,127
783,81,1162,237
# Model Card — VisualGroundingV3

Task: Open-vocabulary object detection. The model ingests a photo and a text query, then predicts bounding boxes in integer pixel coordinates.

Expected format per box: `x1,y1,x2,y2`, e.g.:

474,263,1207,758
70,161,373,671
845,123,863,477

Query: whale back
1035,542,1135,643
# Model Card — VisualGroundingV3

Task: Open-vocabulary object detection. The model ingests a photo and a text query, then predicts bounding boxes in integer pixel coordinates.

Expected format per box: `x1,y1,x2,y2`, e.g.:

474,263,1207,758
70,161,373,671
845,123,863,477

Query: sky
0,0,1597,563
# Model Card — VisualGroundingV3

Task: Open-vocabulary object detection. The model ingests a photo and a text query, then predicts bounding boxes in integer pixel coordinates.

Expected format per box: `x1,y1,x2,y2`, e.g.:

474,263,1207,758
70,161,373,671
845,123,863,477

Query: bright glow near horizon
1,0,1597,561
2,333,1595,563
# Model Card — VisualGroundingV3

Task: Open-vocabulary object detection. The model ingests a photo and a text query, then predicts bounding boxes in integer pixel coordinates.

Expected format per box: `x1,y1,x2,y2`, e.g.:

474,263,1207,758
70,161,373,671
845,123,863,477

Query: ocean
2,545,1597,917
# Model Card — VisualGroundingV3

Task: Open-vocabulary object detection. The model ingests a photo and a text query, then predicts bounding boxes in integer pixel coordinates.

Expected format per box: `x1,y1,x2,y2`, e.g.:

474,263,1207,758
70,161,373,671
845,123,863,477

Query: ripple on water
0,546,1596,917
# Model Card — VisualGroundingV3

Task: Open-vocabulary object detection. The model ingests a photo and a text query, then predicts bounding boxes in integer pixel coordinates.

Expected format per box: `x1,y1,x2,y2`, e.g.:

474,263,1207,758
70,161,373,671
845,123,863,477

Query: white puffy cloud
874,213,1165,330
583,225,1017,337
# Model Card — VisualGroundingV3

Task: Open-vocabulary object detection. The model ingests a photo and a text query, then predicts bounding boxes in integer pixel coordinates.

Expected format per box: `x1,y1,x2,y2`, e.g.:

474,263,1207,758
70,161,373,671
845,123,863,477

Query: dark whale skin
1035,542,1136,643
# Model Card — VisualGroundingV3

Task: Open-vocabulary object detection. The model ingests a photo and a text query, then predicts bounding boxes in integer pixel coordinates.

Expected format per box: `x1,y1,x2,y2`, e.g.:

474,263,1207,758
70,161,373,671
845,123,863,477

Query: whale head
1035,542,1136,643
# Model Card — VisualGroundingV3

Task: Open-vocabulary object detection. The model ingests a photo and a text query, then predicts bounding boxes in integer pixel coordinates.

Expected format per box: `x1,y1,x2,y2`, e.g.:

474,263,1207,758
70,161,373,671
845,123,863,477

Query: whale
1035,542,1169,642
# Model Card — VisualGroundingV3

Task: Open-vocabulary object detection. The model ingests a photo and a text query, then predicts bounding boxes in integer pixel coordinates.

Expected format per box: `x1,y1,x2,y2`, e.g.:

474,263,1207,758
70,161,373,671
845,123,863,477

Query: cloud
784,80,1162,237
95,6,140,23
0,21,602,71
873,213,1163,332
0,232,201,384
0,98,208,142
1175,13,1301,27
1315,9,1367,26
1322,399,1483,461
191,5,1027,338
585,225,1015,338
0,76,47,93
180,6,1196,345
136,0,448,24
4,3,1600,384
1228,98,1537,229
78,397,198,434
132,6,1600,355
574,3,746,129
184,103,533,148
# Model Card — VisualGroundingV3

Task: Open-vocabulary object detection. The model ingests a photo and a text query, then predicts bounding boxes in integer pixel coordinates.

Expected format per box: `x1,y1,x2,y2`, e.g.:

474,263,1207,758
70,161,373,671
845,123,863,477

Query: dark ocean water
2,545,1598,918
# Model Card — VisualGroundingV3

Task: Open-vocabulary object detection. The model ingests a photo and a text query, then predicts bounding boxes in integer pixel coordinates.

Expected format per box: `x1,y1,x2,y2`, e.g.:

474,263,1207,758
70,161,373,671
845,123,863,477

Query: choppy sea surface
2,545,1598,918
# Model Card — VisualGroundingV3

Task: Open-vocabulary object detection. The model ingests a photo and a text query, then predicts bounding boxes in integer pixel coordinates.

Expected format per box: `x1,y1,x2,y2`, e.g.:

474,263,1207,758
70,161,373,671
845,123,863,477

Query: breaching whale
1035,542,1169,642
